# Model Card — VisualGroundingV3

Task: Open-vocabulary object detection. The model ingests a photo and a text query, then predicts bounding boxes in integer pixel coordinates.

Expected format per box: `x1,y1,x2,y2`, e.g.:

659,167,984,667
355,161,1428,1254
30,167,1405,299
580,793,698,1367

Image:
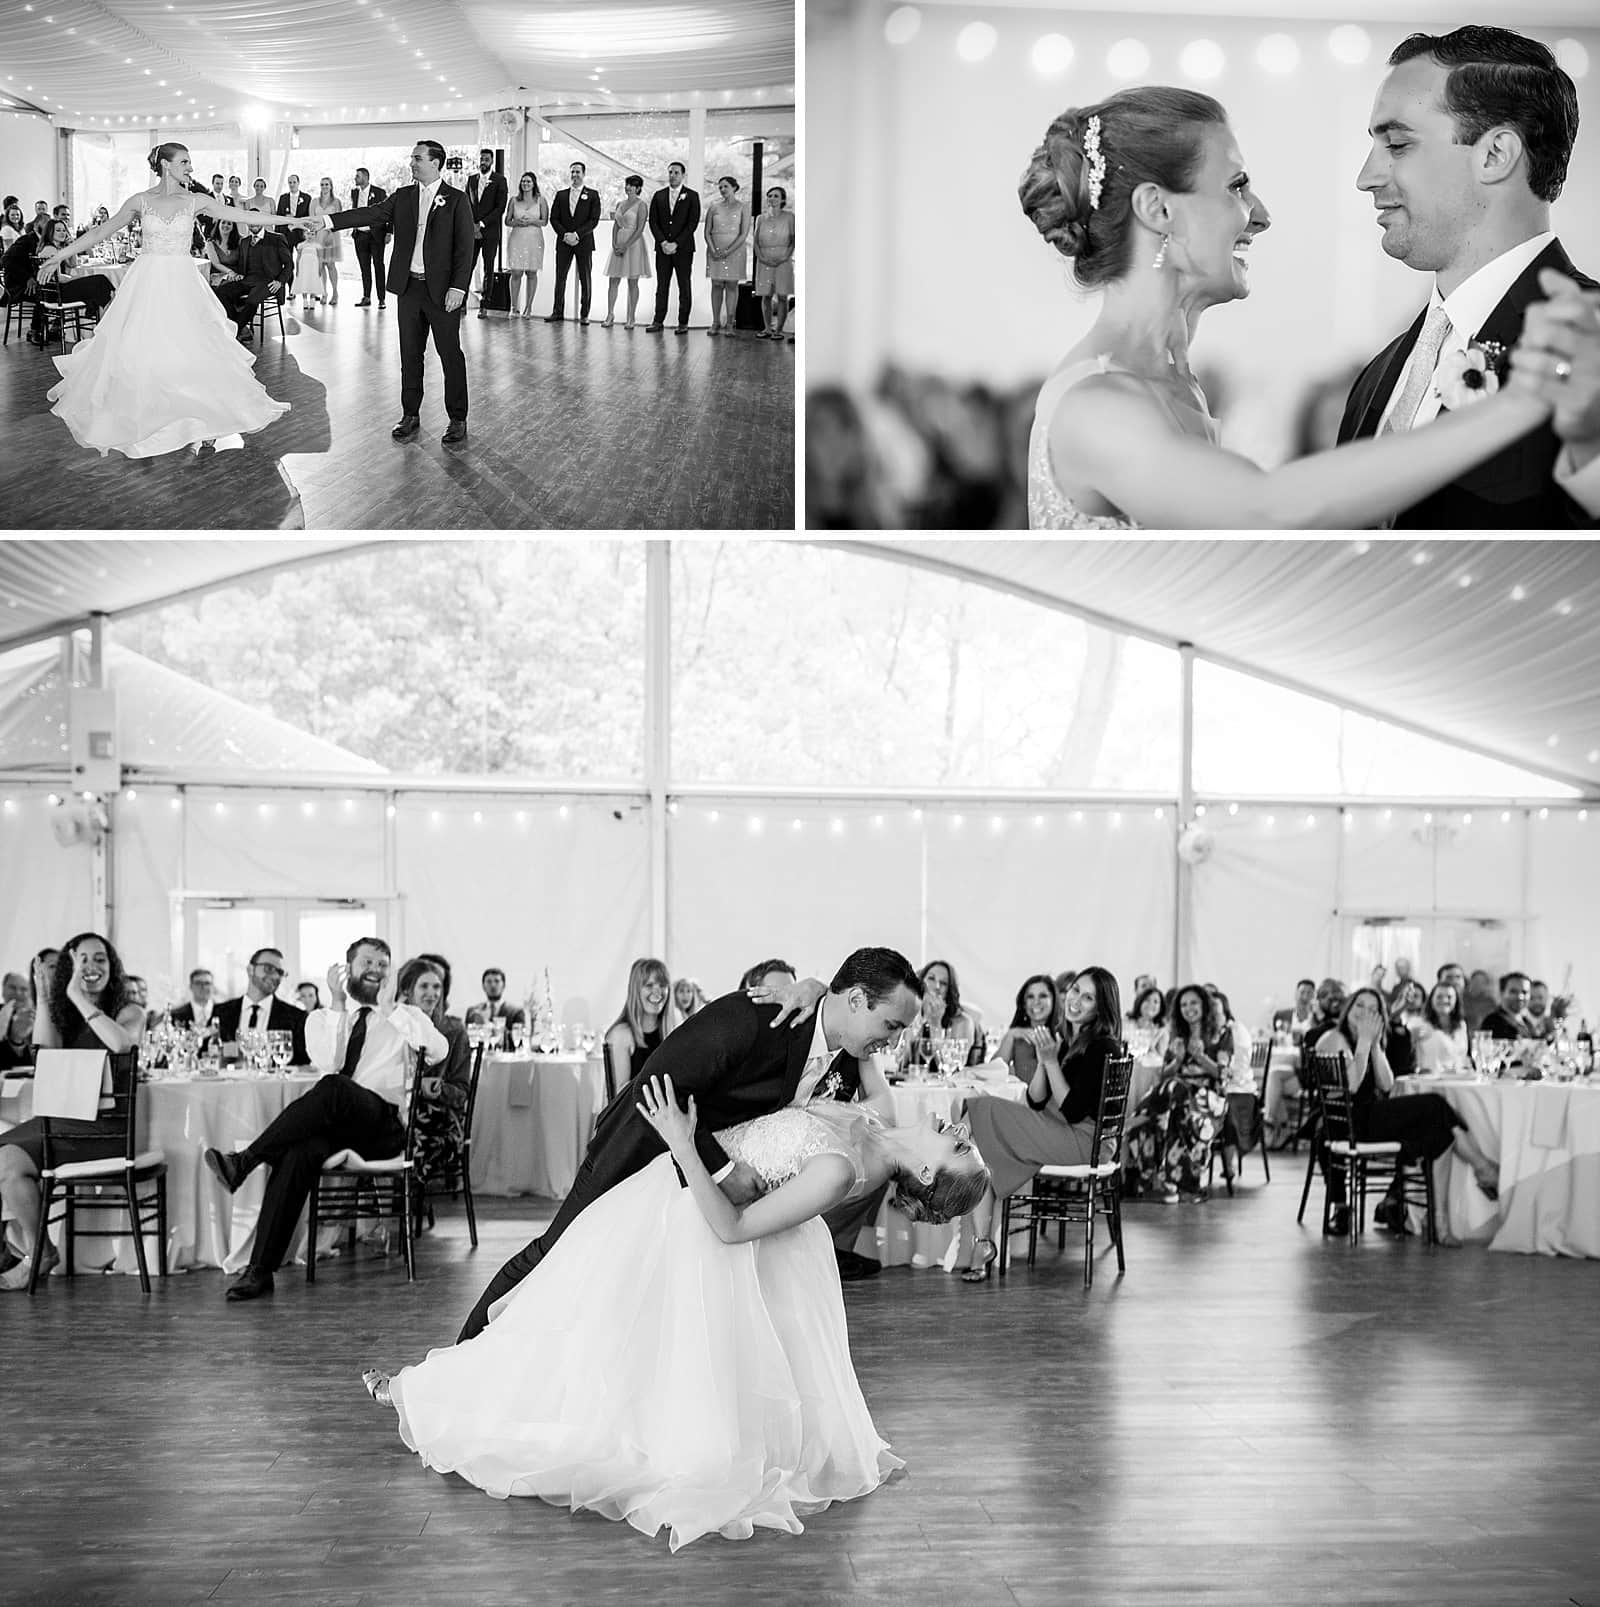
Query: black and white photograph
0,2,795,529
3,534,1600,1604
807,1,1600,529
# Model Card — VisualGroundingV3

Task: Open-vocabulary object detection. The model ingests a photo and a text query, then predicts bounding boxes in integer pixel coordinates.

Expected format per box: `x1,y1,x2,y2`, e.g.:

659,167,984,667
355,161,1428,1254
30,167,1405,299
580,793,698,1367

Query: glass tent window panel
1192,660,1576,799
671,542,1179,790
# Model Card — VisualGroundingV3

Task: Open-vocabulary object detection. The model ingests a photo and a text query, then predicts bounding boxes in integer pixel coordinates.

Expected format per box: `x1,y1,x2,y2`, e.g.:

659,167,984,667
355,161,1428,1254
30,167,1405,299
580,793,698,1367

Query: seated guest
395,958,471,1193
296,981,323,1014
202,937,448,1301
0,974,34,1071
1524,980,1557,1041
3,220,48,333
1285,977,1318,1039
213,224,292,344
1411,980,1467,1074
1462,969,1499,1035
1,969,30,1028
205,214,243,274
605,958,672,1086
35,218,115,327
123,974,148,1013
1312,987,1499,1237
1127,984,1232,1201
463,967,526,1051
214,946,308,1064
1127,982,1166,1036
0,933,145,1289
1480,972,1534,1041
170,966,218,1032
1,202,25,251
996,973,1061,1081
957,967,1123,1280
911,959,983,1067
1052,969,1078,1027
738,956,794,991
673,976,707,1020
1382,955,1418,1006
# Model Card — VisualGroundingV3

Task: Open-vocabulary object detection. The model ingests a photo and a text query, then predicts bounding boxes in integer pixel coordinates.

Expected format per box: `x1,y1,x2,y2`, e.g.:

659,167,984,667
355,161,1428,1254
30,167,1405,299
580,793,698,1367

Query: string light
884,6,921,47
956,21,998,63
1255,34,1299,75
1180,39,1225,80
1327,24,1372,66
1107,39,1152,78
1031,33,1073,75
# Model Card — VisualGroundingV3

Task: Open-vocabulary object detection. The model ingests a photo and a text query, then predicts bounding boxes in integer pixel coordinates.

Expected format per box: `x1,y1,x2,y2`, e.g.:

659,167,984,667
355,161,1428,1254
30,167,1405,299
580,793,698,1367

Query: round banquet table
844,1074,1028,1269
1395,1074,1600,1256
469,1051,608,1199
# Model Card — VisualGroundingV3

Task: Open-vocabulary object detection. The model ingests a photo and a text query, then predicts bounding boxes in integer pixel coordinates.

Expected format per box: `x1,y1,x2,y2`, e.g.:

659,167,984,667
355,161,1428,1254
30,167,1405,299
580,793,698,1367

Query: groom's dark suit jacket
1337,238,1598,528
326,182,474,304
457,990,861,1341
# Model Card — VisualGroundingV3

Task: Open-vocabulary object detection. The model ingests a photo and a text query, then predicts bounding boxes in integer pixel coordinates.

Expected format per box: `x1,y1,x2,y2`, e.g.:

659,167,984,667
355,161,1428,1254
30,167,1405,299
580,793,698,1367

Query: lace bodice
718,1104,877,1198
138,196,199,257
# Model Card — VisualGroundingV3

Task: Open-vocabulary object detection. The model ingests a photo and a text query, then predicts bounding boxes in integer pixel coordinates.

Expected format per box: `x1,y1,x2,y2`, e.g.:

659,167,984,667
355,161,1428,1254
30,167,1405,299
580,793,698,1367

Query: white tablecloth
1397,1075,1600,1256
470,1053,608,1198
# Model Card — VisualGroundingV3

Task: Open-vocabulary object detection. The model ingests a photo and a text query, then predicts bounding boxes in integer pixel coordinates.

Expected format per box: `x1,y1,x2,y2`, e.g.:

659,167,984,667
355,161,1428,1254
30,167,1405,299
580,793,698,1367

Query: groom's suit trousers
397,272,468,421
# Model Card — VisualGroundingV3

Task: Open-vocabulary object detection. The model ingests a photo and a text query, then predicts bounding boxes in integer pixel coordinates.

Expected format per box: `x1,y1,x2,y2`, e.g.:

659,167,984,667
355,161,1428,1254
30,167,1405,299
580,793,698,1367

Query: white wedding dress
387,1103,903,1551
48,194,289,458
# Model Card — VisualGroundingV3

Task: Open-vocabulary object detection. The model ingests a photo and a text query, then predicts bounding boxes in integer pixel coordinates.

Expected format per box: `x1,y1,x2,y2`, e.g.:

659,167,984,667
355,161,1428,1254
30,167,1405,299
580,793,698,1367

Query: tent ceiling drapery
1,538,1597,796
0,0,793,125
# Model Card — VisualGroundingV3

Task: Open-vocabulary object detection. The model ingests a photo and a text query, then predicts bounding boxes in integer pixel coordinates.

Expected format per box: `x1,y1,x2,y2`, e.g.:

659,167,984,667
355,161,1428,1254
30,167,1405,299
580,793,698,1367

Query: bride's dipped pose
37,141,290,458
360,1073,989,1551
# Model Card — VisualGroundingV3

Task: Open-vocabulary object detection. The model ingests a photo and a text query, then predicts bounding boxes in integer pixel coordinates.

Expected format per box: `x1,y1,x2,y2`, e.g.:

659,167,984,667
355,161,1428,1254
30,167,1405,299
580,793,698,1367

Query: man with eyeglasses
215,946,309,1065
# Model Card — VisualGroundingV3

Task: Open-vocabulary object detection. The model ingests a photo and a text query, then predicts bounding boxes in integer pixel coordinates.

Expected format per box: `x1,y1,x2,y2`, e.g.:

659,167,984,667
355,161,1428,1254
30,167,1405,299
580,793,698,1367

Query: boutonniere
1434,339,1508,410
432,193,448,211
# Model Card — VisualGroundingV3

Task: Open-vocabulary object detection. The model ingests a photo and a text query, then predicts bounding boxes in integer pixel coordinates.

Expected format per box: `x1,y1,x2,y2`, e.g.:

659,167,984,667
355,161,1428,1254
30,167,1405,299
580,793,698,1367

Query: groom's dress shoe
225,1268,274,1302
442,420,467,445
354,298,372,307
204,1148,250,1194
391,415,421,441
836,1250,882,1282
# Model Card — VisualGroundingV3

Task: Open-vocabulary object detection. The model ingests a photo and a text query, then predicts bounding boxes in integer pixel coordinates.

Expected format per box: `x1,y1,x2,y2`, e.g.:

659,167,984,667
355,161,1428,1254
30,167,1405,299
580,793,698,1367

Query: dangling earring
1152,233,1170,270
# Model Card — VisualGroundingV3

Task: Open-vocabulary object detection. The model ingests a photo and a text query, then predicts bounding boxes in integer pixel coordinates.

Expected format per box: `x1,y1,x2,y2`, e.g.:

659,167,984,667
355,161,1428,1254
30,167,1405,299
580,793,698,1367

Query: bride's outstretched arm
638,1074,853,1244
195,195,278,232
37,195,140,274
1052,370,1552,529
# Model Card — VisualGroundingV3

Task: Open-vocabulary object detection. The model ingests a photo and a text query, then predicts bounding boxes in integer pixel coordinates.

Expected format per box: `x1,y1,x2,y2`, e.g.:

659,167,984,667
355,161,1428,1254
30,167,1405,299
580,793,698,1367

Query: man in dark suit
456,946,923,1341
275,175,313,247
316,138,476,446
349,166,389,309
545,160,601,323
213,947,309,1064
465,148,507,319
213,225,293,343
169,967,218,1033
463,967,525,1050
645,162,701,334
1336,26,1598,527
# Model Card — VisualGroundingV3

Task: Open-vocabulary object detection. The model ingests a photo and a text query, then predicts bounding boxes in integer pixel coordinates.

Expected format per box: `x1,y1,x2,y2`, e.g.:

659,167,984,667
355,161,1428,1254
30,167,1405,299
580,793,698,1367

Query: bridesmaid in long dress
502,172,547,318
703,176,751,337
603,176,651,329
753,187,796,341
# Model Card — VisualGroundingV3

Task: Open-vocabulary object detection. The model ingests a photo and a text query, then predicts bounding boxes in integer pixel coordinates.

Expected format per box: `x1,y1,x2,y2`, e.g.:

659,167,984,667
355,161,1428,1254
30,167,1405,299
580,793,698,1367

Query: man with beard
203,938,447,1302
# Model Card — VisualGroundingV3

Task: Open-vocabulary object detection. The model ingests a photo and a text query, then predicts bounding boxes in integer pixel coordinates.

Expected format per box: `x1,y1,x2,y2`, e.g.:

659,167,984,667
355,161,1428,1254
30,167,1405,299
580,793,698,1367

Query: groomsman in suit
465,148,507,318
1337,26,1598,526
203,938,448,1301
546,160,601,323
213,224,293,343
464,968,526,1051
276,175,313,246
169,968,217,1032
457,947,923,1341
349,166,389,309
646,161,701,335
316,137,476,446
213,947,308,1065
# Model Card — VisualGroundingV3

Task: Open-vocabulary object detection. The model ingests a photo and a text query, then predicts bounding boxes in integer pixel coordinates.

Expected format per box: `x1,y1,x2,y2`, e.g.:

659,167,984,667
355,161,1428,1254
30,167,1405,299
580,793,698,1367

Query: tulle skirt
388,1153,902,1551
47,253,289,458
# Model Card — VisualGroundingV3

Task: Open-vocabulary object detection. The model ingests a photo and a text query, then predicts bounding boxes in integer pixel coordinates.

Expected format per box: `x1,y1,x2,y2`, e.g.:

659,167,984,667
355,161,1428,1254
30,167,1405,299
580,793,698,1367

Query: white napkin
33,1048,110,1121
507,1065,534,1108
1529,1087,1571,1151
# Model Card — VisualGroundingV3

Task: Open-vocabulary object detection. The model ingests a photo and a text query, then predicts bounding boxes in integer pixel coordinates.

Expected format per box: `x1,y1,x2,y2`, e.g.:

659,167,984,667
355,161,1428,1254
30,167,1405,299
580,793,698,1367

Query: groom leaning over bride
1021,24,1598,529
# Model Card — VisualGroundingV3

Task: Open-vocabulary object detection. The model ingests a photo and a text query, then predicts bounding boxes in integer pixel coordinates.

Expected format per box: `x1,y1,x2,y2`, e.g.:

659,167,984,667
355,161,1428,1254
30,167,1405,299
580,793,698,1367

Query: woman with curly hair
1126,984,1231,1202
0,932,145,1288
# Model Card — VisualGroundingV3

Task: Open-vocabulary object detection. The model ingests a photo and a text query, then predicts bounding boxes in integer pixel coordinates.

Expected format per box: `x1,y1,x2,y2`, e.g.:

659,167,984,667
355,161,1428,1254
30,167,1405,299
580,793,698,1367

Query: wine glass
269,1031,293,1072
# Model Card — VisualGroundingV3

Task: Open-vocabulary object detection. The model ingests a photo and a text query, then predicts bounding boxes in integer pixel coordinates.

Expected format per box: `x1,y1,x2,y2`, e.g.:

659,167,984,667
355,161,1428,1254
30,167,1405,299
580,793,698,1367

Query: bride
37,141,290,457
1019,88,1552,528
360,1073,990,1551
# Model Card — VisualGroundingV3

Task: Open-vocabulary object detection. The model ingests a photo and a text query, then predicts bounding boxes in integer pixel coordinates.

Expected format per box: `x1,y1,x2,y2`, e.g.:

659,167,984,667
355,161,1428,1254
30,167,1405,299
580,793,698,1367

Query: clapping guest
0,934,145,1290
502,171,547,318
605,958,673,1086
313,179,343,304
0,970,35,1071
396,958,472,1193
752,186,795,340
1127,985,1232,1201
703,175,750,338
994,974,1061,1081
957,967,1123,1280
912,960,983,1067
601,175,649,329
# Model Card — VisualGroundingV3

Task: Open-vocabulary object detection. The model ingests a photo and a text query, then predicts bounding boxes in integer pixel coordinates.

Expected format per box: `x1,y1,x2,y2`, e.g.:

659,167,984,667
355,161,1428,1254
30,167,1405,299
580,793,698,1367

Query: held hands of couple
1510,268,1600,455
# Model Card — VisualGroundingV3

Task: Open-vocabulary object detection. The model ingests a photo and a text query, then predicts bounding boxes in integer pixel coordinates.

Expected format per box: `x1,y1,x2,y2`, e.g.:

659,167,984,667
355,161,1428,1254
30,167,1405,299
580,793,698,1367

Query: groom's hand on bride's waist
718,1161,766,1206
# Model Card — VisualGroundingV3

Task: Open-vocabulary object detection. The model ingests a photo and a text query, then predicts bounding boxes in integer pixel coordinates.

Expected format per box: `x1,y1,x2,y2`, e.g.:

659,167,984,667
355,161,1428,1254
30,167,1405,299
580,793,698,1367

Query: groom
1337,26,1599,526
455,946,923,1341
314,139,475,446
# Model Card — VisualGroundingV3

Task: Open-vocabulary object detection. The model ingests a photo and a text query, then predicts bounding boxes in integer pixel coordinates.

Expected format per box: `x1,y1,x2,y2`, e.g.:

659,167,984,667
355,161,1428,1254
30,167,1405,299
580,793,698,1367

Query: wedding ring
1554,359,1573,382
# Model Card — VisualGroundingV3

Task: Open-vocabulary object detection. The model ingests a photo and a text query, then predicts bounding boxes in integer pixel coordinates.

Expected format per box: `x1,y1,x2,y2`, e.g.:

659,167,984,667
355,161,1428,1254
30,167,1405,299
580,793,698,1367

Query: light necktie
795,1052,834,1106
339,1006,370,1078
1380,303,1453,435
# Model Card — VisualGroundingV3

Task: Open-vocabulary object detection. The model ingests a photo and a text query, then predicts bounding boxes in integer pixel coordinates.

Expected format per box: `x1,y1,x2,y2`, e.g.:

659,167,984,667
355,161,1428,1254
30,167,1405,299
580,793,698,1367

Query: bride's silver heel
361,1367,393,1407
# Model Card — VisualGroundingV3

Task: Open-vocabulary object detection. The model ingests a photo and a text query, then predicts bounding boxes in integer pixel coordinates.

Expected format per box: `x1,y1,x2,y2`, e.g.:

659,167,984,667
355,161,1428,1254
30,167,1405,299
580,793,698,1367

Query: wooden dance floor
0,306,794,530
10,1182,1599,1606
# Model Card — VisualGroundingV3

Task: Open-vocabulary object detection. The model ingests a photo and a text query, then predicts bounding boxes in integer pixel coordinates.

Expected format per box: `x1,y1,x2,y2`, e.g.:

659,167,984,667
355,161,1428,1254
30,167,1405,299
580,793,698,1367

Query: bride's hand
750,975,826,1030
637,1073,697,1153
37,247,61,281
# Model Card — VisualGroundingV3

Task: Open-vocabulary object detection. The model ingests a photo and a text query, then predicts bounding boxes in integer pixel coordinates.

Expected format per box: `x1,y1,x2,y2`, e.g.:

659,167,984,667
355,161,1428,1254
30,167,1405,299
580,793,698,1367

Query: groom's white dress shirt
710,1011,841,1185
409,178,442,276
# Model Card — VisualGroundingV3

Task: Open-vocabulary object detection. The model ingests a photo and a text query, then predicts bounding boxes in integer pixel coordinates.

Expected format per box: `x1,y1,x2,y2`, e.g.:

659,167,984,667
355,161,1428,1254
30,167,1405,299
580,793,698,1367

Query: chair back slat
1090,1052,1135,1172
38,1048,140,1169
462,1041,486,1136
1308,1052,1354,1148
1249,1038,1273,1103
400,1047,429,1156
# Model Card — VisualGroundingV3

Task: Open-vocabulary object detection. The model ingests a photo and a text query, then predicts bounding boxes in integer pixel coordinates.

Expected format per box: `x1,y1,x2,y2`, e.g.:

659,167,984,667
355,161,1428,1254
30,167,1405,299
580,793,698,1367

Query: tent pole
645,542,671,959
1175,643,1194,988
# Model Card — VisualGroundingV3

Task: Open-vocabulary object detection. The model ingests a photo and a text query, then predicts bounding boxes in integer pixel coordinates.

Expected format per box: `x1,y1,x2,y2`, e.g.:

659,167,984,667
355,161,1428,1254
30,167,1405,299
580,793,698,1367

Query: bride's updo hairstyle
1019,88,1227,288
892,1155,991,1225
148,141,190,175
